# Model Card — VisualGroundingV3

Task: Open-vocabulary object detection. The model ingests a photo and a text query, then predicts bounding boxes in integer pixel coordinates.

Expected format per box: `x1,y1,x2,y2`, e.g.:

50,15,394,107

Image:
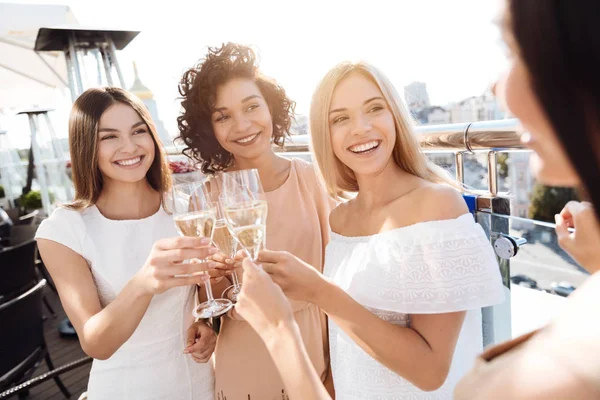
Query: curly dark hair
177,43,296,174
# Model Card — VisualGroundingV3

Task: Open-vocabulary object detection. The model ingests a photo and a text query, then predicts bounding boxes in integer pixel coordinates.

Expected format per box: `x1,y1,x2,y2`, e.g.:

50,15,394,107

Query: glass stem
204,277,215,303
231,271,241,291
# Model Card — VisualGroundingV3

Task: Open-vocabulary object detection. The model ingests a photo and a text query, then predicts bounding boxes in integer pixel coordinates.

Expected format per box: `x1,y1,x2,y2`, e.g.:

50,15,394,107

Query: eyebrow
329,96,384,114
98,121,146,133
213,94,262,112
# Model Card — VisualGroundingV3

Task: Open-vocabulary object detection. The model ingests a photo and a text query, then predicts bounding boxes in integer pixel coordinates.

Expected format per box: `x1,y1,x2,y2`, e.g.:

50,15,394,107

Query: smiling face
96,103,156,185
328,72,397,178
210,78,274,162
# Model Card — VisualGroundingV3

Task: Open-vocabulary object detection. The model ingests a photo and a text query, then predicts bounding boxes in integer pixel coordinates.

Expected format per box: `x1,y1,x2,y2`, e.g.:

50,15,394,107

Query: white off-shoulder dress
324,213,505,399
35,206,214,400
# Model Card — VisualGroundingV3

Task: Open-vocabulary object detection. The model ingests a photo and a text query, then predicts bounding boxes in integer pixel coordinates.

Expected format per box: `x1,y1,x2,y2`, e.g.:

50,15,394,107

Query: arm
37,236,215,360
261,185,470,391
236,259,331,400
262,250,465,391
265,321,332,400
316,280,465,391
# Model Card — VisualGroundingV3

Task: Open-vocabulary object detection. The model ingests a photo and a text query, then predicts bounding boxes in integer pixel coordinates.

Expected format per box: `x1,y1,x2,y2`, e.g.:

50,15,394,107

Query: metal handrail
165,119,529,196
272,118,525,153
415,119,524,152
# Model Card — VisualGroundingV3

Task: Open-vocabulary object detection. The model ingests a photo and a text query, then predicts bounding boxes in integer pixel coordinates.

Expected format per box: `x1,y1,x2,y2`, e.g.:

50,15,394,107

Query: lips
114,156,143,166
234,132,260,145
348,140,381,154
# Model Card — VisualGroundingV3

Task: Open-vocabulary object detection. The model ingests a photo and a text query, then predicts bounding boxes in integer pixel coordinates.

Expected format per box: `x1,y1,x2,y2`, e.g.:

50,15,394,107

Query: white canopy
0,3,77,110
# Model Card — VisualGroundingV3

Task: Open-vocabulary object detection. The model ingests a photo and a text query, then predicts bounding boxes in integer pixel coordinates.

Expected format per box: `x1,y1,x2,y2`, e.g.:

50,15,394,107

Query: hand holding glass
171,182,233,318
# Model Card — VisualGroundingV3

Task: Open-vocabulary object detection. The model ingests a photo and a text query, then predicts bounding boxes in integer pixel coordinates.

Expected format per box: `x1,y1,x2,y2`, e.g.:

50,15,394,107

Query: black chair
0,280,71,398
8,225,57,296
0,239,55,317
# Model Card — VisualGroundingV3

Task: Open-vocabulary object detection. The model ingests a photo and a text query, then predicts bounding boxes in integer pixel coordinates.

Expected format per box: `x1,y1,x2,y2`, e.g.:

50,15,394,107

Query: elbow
81,343,114,360
80,335,117,361
82,344,115,360
412,364,450,392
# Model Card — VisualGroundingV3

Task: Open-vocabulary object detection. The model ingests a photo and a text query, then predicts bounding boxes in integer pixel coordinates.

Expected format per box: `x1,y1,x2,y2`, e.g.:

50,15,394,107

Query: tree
528,183,579,223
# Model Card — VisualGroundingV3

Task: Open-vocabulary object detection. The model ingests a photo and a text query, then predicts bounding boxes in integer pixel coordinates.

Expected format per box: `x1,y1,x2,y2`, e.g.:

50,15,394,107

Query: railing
278,118,525,195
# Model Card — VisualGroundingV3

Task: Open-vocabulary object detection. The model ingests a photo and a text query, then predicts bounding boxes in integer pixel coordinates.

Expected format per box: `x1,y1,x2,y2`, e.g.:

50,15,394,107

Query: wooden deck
25,288,91,400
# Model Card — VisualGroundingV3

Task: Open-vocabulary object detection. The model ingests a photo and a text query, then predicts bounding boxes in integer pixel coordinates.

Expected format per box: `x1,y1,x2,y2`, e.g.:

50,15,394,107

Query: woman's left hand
555,201,600,273
183,320,217,363
257,250,326,303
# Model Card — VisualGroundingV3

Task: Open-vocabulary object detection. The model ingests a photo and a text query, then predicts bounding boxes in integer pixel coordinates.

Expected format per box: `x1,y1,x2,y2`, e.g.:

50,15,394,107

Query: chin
236,142,272,160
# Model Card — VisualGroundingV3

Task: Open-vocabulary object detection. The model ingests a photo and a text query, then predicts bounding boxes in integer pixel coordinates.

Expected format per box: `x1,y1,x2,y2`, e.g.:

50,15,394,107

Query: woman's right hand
235,258,294,337
133,236,218,295
555,201,600,274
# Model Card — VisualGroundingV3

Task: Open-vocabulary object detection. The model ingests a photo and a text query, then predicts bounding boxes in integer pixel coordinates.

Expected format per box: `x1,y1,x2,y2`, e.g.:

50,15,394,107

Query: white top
35,206,214,400
324,213,505,400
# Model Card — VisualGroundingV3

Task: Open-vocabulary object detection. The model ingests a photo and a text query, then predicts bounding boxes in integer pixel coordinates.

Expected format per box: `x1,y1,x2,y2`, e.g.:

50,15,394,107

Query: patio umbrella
0,3,77,213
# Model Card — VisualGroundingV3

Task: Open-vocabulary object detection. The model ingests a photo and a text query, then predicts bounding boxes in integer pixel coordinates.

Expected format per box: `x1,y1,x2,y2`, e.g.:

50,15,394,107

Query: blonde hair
309,61,462,200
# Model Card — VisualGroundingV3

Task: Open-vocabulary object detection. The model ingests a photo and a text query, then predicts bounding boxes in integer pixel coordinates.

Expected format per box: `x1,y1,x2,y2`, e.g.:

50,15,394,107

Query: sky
2,0,507,149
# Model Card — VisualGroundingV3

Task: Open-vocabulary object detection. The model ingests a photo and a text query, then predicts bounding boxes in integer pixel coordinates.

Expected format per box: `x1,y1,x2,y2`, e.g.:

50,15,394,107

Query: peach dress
214,158,334,400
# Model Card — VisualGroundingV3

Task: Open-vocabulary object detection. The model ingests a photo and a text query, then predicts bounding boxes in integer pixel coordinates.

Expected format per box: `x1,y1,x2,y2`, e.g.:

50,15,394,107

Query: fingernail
183,349,190,354
225,259,234,265
208,248,219,255
200,238,210,245
208,262,217,269
214,276,224,283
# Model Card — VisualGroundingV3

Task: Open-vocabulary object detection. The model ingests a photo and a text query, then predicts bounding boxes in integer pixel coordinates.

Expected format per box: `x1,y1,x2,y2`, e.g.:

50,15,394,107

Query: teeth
236,134,258,144
116,156,141,166
349,141,379,153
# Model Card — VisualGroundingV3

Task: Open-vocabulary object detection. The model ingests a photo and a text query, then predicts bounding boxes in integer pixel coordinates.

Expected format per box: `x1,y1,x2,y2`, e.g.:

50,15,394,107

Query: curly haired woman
177,43,335,399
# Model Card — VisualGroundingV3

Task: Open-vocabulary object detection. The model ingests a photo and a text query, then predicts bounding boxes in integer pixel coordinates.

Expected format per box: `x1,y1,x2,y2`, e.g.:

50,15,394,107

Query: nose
120,134,137,154
234,115,251,133
351,113,372,136
491,81,498,97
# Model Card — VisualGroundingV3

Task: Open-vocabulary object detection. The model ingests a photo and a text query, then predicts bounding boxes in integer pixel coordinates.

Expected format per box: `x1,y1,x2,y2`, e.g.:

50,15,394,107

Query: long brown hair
505,0,600,217
66,87,172,210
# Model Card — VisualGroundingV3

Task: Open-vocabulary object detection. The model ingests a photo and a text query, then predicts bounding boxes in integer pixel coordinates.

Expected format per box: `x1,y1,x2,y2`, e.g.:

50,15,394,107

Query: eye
247,104,259,112
368,105,384,113
332,115,348,124
133,128,147,135
100,134,117,140
215,114,230,123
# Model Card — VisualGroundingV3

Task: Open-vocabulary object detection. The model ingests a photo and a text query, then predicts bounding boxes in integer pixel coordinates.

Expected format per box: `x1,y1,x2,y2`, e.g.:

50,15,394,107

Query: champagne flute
171,182,233,319
204,174,243,302
220,169,268,264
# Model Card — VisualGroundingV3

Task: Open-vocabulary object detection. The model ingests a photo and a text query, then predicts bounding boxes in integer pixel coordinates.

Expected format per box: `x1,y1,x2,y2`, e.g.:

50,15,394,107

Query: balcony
0,119,589,399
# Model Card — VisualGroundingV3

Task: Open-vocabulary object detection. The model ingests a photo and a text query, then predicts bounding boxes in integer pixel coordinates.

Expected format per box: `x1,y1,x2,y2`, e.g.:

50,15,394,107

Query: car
511,274,539,289
549,281,576,297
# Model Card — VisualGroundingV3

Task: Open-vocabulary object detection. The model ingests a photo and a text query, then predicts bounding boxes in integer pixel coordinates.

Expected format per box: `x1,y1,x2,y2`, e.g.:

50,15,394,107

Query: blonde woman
243,61,505,399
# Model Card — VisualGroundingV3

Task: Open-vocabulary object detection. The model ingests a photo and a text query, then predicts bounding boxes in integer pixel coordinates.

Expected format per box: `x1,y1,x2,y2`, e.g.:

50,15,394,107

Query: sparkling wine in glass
205,175,244,301
222,196,267,261
220,169,268,263
171,182,233,319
